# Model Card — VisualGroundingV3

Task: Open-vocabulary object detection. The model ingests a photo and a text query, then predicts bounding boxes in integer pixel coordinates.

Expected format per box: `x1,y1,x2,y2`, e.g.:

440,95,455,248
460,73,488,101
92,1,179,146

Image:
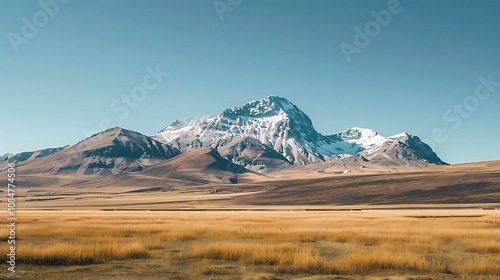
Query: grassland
1,209,500,279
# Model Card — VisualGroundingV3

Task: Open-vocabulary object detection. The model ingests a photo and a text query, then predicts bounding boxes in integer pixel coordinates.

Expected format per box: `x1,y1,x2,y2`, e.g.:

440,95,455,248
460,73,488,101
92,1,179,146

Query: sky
1,0,499,164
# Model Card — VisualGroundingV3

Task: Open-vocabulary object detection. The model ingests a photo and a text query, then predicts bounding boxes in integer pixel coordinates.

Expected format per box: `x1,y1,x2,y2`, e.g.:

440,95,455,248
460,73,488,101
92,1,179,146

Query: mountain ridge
4,127,181,175
0,153,13,162
153,96,447,171
4,96,447,177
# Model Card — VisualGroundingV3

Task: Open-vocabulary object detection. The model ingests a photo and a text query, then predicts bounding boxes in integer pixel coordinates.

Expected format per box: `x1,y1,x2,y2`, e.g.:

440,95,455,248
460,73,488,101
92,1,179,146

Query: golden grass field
2,209,500,279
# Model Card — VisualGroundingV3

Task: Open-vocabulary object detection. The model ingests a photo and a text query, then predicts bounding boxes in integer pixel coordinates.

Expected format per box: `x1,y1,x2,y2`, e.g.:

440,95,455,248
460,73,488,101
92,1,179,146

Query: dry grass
190,241,324,273
1,209,500,279
18,240,148,265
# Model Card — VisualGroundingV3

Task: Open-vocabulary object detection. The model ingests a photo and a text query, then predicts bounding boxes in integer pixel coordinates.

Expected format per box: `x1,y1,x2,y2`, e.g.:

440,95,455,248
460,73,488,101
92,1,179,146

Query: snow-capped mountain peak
224,95,298,118
153,96,321,161
153,96,447,169
220,96,316,132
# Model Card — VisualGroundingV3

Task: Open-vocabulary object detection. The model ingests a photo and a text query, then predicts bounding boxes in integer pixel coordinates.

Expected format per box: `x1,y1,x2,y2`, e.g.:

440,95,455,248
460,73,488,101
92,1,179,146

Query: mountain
5,147,66,163
0,153,13,161
153,96,447,171
142,147,253,184
11,127,180,175
357,132,447,166
327,128,447,166
217,136,292,173
153,96,325,165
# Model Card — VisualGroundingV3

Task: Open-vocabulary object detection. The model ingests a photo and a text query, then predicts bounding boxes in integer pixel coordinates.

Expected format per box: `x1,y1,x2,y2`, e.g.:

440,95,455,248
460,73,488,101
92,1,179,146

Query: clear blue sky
1,0,499,164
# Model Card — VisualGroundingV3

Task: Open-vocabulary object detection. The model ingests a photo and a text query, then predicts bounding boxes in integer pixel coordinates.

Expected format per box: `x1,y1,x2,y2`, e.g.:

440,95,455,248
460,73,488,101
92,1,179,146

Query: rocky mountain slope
2,147,66,163
7,127,180,175
0,153,13,161
142,147,252,184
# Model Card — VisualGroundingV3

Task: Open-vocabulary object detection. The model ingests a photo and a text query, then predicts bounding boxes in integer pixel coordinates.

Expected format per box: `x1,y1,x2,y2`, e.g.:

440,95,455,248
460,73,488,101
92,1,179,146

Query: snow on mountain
153,96,327,165
153,96,447,171
334,127,385,147
370,133,447,165
0,153,13,161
